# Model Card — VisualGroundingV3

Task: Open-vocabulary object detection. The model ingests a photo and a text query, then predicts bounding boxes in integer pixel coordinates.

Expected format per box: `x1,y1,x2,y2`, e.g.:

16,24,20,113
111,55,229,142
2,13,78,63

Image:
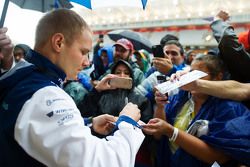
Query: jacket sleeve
201,100,250,165
135,71,158,100
133,68,145,86
210,20,250,82
14,86,144,167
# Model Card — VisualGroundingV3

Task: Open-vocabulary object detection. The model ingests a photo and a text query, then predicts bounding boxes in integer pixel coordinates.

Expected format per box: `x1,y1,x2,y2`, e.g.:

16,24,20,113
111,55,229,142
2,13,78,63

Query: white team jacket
14,86,145,167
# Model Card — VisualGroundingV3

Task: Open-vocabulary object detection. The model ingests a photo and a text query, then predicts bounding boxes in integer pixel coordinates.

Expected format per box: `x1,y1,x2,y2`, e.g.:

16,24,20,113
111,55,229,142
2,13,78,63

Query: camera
157,75,166,84
152,44,165,58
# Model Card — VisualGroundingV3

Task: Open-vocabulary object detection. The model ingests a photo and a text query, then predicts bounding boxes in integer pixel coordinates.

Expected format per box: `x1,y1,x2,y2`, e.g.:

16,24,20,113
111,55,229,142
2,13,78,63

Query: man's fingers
0,27,8,34
0,36,12,46
104,114,116,122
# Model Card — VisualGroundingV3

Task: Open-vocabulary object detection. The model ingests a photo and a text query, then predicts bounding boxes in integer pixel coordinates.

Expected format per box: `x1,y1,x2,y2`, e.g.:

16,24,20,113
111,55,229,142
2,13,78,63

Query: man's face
60,29,92,80
163,44,184,65
114,45,130,62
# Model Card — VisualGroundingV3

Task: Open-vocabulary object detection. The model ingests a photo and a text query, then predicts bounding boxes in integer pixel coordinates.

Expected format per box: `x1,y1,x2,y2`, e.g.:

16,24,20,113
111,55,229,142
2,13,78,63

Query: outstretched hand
216,10,230,22
169,67,200,92
142,118,173,137
170,67,190,81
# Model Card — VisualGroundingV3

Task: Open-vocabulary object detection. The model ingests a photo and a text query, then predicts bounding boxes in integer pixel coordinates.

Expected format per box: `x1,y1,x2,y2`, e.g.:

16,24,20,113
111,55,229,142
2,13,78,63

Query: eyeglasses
164,50,179,56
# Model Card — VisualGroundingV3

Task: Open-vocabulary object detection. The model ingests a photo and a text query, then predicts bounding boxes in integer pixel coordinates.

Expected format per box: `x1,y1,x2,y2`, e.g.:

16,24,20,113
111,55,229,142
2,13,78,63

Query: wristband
84,117,93,127
169,127,179,142
109,115,142,135
116,115,142,129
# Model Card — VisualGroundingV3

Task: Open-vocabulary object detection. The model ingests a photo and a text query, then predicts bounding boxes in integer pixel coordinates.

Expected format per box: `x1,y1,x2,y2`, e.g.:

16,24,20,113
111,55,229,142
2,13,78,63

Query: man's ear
51,33,64,52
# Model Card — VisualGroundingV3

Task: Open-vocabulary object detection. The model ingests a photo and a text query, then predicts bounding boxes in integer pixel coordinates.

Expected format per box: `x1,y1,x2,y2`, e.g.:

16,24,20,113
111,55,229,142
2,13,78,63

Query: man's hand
154,90,169,107
92,114,117,135
170,67,190,81
169,68,200,92
0,27,14,70
153,57,173,75
119,102,141,122
216,10,230,22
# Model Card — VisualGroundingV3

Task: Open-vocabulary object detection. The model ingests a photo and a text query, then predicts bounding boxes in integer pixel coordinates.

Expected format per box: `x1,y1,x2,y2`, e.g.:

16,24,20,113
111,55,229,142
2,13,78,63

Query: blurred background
1,0,250,54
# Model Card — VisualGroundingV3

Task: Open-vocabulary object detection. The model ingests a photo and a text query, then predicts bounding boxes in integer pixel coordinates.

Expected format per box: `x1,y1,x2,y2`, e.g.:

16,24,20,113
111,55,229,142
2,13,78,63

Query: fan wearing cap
210,10,250,83
99,38,145,86
113,38,134,62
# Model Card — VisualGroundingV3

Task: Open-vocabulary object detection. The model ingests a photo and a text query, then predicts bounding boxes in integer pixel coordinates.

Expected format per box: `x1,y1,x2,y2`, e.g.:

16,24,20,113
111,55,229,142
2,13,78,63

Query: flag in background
71,0,92,9
70,0,147,10
141,0,147,10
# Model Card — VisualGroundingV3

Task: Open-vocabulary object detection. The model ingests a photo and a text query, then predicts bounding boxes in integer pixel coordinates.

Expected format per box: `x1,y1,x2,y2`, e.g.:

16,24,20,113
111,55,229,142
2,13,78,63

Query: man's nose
82,57,90,67
115,52,121,57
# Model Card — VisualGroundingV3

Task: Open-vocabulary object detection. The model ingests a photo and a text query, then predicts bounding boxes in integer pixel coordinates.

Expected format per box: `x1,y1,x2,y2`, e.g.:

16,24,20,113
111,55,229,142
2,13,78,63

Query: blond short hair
35,9,91,48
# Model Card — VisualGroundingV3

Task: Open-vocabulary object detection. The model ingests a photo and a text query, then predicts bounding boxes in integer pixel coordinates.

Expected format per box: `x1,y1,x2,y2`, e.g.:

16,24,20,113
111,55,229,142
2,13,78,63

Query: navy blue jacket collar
26,50,66,87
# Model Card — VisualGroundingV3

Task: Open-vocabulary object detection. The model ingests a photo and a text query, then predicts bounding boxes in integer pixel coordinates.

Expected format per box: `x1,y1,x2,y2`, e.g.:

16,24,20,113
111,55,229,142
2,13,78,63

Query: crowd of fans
0,9,249,167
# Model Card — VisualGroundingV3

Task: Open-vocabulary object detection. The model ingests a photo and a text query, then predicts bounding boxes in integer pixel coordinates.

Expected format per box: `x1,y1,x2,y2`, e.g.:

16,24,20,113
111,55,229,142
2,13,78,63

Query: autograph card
155,70,208,94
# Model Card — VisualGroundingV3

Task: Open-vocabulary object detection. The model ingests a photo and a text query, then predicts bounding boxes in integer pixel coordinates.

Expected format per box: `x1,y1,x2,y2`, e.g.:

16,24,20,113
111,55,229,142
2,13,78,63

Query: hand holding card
155,70,208,94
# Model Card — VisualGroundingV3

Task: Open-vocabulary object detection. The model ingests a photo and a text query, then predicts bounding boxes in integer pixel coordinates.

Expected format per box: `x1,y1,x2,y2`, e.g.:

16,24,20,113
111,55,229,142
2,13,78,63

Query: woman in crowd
79,59,154,167
143,54,250,167
79,59,152,123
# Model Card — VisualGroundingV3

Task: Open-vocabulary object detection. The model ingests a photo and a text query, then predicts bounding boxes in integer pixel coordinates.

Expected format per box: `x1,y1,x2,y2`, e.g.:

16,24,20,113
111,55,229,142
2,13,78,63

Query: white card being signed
155,70,208,94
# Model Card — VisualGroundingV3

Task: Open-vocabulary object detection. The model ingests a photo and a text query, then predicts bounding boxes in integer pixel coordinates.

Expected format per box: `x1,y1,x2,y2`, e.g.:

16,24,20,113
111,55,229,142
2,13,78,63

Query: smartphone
99,34,104,39
157,75,166,84
152,44,165,58
109,77,133,89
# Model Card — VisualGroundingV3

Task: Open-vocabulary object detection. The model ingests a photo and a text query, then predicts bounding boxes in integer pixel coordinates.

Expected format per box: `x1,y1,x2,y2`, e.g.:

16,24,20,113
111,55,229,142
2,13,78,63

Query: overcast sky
0,0,143,48
1,2,43,48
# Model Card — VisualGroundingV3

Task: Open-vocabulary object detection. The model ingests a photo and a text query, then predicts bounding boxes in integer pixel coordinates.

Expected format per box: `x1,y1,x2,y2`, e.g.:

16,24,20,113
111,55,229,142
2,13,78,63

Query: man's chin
67,73,78,80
